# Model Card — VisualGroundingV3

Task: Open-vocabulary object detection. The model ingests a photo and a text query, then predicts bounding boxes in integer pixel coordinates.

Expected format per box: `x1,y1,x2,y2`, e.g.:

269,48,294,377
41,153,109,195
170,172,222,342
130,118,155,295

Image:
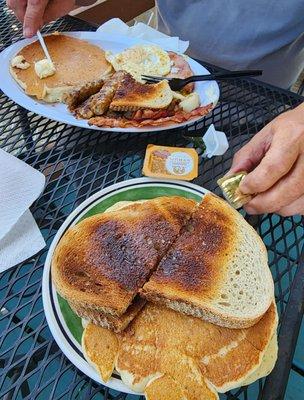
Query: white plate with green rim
42,177,208,394
0,31,219,133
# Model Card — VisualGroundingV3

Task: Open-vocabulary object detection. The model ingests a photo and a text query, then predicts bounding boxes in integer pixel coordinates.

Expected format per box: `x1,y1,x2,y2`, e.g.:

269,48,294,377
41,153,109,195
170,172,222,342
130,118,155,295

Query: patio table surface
0,2,304,399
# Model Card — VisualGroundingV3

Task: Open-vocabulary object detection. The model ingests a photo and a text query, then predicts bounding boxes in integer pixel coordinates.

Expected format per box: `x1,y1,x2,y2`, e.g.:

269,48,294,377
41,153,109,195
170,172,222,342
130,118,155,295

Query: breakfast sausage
90,71,127,116
64,79,104,111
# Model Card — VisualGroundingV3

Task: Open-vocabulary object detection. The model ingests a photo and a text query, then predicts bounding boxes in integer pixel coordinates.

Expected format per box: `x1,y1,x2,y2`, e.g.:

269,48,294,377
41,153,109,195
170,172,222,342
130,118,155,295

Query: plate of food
0,32,219,132
42,177,278,399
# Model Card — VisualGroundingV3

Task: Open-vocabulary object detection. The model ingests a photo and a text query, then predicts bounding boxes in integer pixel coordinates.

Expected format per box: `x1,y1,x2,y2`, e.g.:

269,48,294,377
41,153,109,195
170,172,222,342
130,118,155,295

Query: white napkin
0,149,46,272
96,18,189,53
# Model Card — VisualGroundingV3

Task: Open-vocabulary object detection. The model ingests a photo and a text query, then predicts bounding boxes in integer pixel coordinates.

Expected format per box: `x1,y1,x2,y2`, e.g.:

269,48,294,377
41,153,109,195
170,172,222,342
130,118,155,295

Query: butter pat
179,92,200,112
11,55,30,70
34,59,56,79
143,144,198,181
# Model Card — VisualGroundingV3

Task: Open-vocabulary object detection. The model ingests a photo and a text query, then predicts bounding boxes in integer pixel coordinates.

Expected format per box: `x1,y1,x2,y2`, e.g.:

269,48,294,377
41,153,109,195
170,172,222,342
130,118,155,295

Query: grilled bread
10,34,112,102
69,296,146,333
52,197,196,317
109,73,173,111
142,193,274,329
82,301,277,395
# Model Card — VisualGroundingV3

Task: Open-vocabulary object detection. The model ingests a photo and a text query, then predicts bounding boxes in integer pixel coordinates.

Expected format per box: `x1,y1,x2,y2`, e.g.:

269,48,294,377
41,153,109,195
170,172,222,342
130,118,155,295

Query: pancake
82,301,277,396
82,321,119,382
145,375,188,400
10,34,112,102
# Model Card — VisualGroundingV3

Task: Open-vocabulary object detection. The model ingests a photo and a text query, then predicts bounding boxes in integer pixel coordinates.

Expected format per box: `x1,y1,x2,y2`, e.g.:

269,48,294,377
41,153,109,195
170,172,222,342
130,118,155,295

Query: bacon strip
89,104,213,128
167,52,195,94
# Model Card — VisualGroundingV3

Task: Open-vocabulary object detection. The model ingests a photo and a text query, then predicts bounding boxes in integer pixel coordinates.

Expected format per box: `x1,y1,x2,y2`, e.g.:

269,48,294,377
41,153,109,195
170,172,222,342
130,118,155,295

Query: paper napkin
0,149,46,272
96,18,189,53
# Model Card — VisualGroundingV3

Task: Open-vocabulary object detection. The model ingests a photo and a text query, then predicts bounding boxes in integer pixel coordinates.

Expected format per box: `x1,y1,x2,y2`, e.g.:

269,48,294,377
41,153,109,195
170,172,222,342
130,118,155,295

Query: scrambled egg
106,45,171,82
11,55,30,70
34,59,56,79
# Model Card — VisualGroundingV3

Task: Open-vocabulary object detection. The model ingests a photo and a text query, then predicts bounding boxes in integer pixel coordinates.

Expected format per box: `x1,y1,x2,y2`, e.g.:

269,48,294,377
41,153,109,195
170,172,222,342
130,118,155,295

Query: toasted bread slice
52,197,196,317
109,73,173,111
10,34,112,102
142,193,274,329
69,296,146,333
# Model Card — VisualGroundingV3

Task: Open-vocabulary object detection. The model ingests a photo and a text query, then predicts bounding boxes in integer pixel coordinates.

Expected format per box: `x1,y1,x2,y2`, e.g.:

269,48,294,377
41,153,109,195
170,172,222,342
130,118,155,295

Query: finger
228,124,273,175
43,0,76,23
240,126,299,195
23,0,49,37
243,154,304,214
7,0,27,22
277,194,304,217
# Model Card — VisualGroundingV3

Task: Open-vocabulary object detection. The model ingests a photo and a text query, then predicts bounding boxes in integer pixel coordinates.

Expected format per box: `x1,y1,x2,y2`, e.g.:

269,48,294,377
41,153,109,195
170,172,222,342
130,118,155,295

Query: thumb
23,0,49,37
227,124,273,176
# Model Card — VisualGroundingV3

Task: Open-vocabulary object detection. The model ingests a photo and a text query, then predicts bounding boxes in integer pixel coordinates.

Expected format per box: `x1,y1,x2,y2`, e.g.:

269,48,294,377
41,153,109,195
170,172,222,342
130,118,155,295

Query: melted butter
34,59,56,79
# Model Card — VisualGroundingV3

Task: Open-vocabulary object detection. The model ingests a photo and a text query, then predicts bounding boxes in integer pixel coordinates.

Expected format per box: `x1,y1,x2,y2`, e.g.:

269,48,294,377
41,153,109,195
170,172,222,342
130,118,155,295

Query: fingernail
224,168,235,177
244,206,257,215
23,27,33,38
239,176,252,194
224,170,231,177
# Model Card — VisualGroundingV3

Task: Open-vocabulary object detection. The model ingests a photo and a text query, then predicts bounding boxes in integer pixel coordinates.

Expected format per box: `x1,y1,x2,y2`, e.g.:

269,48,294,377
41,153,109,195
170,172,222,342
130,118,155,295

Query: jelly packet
142,144,198,181
217,171,253,209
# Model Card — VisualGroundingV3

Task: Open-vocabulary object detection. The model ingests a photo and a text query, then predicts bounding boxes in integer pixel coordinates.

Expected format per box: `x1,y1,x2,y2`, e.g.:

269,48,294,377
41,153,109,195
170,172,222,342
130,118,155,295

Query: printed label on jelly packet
142,144,198,181
165,152,194,176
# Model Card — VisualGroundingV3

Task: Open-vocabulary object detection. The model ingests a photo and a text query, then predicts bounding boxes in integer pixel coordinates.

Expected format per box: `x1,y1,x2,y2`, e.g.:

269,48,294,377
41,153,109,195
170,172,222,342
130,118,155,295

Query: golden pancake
145,375,187,400
10,34,112,102
82,301,277,397
82,322,118,382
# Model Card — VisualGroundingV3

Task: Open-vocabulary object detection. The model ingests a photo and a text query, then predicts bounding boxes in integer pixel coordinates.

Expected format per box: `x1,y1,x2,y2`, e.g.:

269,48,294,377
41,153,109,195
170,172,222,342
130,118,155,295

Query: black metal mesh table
1,3,304,399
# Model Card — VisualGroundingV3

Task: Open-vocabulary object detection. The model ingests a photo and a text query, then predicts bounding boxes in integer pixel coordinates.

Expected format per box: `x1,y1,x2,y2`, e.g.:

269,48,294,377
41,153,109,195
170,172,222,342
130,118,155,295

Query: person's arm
229,102,304,216
6,0,97,37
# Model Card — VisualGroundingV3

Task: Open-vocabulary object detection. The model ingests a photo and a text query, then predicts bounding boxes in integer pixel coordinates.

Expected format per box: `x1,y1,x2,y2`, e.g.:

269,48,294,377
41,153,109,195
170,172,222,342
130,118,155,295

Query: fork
37,30,53,64
142,70,263,91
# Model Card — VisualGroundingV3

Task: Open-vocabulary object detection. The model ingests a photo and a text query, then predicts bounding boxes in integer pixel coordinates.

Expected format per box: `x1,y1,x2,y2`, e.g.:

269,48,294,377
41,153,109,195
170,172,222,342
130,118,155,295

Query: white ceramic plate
0,32,219,133
42,177,208,394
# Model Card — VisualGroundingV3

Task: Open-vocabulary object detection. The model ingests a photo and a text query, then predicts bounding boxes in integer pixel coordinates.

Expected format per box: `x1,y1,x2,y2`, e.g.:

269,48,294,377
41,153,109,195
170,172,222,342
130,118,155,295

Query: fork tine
142,77,160,82
141,75,166,81
143,78,160,84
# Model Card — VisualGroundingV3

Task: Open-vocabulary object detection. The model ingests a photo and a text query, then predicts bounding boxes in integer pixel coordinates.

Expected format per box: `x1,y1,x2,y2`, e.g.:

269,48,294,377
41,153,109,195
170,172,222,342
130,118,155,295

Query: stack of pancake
52,194,276,399
10,34,112,103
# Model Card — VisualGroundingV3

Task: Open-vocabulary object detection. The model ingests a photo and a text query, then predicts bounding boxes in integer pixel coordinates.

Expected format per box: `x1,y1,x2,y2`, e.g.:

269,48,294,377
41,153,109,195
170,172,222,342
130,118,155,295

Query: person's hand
229,103,304,216
6,0,76,37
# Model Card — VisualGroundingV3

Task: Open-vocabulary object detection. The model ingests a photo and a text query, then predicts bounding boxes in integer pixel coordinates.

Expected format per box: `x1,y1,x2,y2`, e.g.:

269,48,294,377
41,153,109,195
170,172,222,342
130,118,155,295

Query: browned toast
109,73,173,111
141,193,274,329
69,296,146,333
52,197,196,317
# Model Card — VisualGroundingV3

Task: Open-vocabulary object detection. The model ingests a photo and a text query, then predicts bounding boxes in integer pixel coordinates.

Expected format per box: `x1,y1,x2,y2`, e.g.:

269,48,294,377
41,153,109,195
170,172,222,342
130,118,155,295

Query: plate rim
0,31,219,133
42,177,208,394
